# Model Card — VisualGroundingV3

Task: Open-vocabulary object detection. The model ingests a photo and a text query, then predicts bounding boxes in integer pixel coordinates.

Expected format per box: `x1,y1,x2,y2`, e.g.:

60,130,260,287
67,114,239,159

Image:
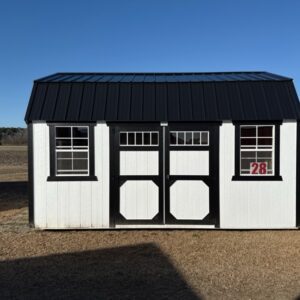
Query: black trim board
28,123,34,227
47,123,97,181
232,175,282,181
47,176,97,181
232,122,281,181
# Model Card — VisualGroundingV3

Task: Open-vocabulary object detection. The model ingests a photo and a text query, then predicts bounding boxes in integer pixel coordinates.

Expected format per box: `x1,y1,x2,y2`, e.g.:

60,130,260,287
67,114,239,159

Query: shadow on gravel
0,181,27,212
0,243,201,299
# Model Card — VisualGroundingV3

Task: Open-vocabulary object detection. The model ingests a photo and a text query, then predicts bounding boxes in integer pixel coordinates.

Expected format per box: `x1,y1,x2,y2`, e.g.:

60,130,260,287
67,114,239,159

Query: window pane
73,139,88,147
258,138,272,146
186,132,192,145
120,133,127,145
73,159,88,170
201,132,209,145
71,171,88,175
178,132,184,145
241,126,256,137
241,151,256,158
73,152,88,159
257,151,272,158
241,159,253,170
258,126,272,137
170,132,177,145
128,133,135,145
151,132,158,145
119,131,159,146
240,138,256,146
57,152,72,159
56,139,71,147
241,170,250,174
144,133,150,145
193,132,200,145
257,158,272,169
136,132,143,145
56,127,71,138
73,127,88,138
57,159,72,170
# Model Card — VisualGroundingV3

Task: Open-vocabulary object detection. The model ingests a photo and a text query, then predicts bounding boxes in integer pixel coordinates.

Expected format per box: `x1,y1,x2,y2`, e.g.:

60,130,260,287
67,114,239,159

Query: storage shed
25,72,300,229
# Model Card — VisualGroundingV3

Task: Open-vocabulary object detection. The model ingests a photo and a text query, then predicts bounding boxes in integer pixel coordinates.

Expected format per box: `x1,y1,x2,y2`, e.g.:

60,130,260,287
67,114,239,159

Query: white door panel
120,180,159,220
170,151,209,175
170,180,209,220
120,151,159,175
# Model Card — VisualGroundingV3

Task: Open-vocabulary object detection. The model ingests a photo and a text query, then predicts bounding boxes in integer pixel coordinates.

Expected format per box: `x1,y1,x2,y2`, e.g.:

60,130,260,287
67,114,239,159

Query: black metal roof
25,72,300,123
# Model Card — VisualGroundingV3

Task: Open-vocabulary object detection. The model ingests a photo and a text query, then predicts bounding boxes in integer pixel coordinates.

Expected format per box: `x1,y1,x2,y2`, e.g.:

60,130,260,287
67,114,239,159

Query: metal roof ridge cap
34,79,294,84
33,71,295,83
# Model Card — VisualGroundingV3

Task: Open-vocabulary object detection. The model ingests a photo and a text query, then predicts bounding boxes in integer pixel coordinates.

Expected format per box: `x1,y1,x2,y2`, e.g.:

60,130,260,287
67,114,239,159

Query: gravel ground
0,146,299,299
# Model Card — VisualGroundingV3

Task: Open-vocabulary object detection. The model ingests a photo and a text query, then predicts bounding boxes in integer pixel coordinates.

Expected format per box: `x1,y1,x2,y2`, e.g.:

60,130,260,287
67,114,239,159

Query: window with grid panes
240,125,274,175
169,131,209,146
55,126,89,175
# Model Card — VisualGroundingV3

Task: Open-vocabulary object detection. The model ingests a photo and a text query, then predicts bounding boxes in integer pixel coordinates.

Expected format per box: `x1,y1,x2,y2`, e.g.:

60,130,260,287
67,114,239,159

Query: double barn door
110,123,219,227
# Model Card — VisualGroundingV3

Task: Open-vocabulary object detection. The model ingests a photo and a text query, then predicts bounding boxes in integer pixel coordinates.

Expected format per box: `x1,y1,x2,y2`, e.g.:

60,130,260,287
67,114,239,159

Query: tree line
0,128,27,145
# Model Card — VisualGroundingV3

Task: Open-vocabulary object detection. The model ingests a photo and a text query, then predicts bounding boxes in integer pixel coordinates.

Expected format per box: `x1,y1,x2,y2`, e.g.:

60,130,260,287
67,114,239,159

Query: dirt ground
0,146,27,181
0,146,299,299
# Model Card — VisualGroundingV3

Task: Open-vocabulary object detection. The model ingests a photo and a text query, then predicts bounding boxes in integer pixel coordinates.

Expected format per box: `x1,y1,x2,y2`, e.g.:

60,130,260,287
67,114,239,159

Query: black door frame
165,123,220,226
109,123,164,226
109,122,220,228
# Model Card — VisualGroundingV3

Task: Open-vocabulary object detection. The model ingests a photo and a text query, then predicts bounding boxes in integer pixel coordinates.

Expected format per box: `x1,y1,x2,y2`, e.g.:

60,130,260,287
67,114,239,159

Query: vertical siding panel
136,181,144,218
120,184,126,218
120,152,125,175
93,123,102,227
80,182,92,227
280,122,296,226
69,182,81,227
46,182,58,228
102,123,110,227
57,182,68,228
33,123,47,228
91,182,99,227
44,125,58,228
147,152,157,175
170,151,209,175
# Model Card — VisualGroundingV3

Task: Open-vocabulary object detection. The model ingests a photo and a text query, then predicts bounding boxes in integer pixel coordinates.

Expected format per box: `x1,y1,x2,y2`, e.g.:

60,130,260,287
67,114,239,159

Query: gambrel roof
25,72,300,123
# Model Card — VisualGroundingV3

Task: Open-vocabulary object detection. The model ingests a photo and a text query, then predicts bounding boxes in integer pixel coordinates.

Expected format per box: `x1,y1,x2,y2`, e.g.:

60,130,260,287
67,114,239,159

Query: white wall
33,121,297,229
33,122,110,229
220,121,297,229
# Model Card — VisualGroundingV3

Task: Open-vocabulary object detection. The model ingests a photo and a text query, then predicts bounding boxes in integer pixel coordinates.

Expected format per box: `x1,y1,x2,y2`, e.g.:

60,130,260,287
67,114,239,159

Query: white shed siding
220,121,297,229
120,151,159,175
33,122,110,229
170,151,209,175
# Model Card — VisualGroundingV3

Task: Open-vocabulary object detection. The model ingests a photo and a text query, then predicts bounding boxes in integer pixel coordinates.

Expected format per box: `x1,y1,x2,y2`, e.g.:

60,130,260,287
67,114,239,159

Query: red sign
250,162,267,175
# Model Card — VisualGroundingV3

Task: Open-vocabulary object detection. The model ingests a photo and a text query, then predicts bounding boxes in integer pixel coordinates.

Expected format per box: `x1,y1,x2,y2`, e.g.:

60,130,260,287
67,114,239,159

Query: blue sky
0,0,300,127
